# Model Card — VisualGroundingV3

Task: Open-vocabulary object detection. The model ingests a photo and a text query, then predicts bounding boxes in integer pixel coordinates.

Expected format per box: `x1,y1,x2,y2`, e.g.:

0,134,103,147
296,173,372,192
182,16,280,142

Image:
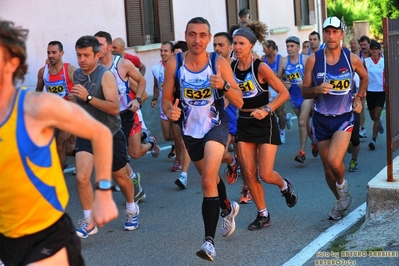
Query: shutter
249,0,258,21
158,0,175,42
226,0,238,31
308,0,316,25
125,0,145,46
294,0,303,26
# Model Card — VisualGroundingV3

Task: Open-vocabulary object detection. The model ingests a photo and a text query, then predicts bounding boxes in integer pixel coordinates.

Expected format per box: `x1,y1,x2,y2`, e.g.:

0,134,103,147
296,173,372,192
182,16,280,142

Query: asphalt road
63,114,397,266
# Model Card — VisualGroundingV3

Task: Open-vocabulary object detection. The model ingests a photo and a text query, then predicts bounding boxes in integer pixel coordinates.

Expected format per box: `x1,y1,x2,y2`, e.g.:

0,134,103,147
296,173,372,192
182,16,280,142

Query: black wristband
152,98,158,101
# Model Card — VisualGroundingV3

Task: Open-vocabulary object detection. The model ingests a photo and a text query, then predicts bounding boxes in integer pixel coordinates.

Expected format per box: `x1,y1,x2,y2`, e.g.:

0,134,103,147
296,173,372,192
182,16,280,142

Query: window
125,0,175,46
226,0,259,31
294,0,316,26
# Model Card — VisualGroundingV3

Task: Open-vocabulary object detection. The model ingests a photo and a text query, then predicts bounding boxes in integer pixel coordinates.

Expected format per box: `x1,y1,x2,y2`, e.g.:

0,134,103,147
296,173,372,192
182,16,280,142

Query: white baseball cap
323,16,344,30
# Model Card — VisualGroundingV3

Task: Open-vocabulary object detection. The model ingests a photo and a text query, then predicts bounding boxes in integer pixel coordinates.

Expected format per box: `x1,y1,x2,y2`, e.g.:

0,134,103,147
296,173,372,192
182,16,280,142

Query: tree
327,0,399,38
369,0,399,38
327,0,370,27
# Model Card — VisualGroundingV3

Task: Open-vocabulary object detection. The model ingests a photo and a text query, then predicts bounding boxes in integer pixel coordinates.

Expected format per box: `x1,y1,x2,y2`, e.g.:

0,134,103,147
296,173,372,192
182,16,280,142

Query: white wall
1,0,126,88
1,0,320,94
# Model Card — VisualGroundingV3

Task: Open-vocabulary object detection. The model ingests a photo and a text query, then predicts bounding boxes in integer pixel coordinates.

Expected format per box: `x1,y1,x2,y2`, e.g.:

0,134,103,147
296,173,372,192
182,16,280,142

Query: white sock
258,208,268,217
280,129,286,135
126,201,138,214
336,180,346,187
180,172,187,178
130,172,136,180
83,210,91,219
280,180,288,191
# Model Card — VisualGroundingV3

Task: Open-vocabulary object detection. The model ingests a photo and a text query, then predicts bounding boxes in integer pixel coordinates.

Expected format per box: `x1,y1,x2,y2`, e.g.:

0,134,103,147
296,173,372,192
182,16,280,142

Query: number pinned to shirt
47,85,65,93
184,87,212,99
238,80,255,92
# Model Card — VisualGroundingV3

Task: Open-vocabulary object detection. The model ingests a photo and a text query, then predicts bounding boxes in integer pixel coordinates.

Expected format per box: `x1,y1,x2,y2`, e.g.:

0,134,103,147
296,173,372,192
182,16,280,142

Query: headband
233,27,257,44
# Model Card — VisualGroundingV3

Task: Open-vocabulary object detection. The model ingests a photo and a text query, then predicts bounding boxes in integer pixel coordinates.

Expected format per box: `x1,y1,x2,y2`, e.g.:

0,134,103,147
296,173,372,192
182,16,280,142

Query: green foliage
327,0,399,38
327,0,370,26
369,0,399,38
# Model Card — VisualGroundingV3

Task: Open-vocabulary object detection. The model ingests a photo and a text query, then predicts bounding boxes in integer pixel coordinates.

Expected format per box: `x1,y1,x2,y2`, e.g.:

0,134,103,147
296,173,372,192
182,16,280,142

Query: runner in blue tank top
261,40,292,143
162,17,243,262
302,16,368,220
278,36,318,163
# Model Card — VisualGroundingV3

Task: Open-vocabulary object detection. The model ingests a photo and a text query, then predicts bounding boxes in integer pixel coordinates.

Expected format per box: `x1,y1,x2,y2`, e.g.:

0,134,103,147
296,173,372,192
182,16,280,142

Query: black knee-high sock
202,197,220,240
217,178,231,214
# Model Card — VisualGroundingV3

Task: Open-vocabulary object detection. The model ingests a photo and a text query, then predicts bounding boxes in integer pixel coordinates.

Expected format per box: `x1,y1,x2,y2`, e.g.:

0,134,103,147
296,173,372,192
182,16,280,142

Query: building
2,0,325,95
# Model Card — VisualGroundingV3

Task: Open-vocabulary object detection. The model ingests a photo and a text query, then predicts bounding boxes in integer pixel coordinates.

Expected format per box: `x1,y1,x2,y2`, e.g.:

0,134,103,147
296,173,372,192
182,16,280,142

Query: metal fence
383,18,399,182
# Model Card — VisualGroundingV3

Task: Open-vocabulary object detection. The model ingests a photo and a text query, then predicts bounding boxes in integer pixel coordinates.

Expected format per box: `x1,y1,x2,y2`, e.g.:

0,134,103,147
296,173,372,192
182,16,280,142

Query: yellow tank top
0,88,69,238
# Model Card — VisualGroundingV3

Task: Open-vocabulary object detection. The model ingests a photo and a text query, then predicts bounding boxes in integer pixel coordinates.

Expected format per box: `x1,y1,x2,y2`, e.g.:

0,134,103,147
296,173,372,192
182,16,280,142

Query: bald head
112,37,126,56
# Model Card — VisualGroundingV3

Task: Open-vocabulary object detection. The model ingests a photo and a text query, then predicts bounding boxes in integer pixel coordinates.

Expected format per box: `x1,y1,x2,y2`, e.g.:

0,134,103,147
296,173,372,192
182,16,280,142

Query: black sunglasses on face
370,46,379,50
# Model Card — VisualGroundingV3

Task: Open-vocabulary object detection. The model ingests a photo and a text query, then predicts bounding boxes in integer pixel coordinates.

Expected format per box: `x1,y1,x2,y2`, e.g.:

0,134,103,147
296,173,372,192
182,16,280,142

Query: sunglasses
370,46,380,50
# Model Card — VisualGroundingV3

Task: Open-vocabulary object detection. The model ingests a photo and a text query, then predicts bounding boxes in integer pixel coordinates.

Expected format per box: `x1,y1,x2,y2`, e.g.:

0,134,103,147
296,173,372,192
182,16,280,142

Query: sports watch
222,81,231,92
135,97,142,104
95,180,113,191
86,94,93,103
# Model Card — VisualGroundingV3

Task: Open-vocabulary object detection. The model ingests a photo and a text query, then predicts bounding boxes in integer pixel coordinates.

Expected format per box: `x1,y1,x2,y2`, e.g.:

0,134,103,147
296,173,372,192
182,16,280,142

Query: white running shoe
196,240,216,261
221,201,240,237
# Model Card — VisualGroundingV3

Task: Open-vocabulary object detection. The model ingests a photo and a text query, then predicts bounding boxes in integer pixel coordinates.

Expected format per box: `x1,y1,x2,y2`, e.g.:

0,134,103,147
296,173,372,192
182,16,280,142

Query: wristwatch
264,105,271,113
95,180,113,191
86,94,93,103
135,97,142,104
222,81,231,92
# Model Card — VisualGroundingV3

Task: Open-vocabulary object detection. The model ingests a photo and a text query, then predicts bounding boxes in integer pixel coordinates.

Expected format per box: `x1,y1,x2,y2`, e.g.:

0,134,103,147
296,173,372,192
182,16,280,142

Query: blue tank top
176,53,226,138
312,48,354,115
264,54,281,75
285,54,304,102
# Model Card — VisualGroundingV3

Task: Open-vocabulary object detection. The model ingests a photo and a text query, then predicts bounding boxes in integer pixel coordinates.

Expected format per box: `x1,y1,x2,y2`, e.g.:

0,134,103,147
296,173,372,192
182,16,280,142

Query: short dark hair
161,41,174,50
94,31,112,45
266,40,278,51
48,41,63,52
309,31,320,40
75,35,101,54
358,35,370,44
214,32,233,45
173,41,188,52
186,17,211,33
0,20,28,84
239,8,250,19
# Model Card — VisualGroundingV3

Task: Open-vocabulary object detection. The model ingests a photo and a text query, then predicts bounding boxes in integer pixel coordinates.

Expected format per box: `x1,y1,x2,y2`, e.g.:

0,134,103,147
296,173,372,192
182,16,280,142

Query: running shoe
379,118,384,134
167,145,176,158
221,201,239,237
328,200,343,220
337,180,352,211
196,239,216,261
286,113,292,129
348,159,358,172
359,127,367,138
369,139,376,150
76,218,98,238
248,213,271,230
124,207,139,231
311,143,318,157
239,186,253,204
170,159,182,172
294,150,306,163
175,174,187,189
226,158,239,184
133,172,146,203
148,136,160,158
281,178,298,207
